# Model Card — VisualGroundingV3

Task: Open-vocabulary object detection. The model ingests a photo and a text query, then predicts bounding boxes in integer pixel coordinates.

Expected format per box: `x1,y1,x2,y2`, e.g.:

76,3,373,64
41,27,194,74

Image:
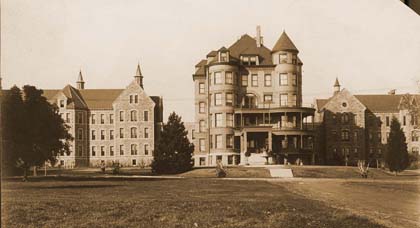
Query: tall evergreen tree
386,117,409,175
1,85,73,179
1,86,25,175
152,112,194,174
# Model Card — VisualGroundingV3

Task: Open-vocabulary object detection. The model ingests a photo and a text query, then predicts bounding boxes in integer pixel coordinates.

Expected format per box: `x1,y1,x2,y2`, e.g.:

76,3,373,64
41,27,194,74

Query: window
279,53,287,63
192,129,195,139
144,128,149,138
226,93,233,106
264,94,272,103
91,130,96,140
291,94,297,106
60,100,65,108
110,114,114,124
110,130,114,140
214,72,222,84
132,159,137,166
119,128,124,138
241,75,248,86
412,132,419,142
341,130,349,141
144,144,149,155
66,113,70,123
249,56,256,65
220,52,228,62
144,111,149,121
120,111,124,122
292,54,297,64
199,157,206,166
199,83,205,94
215,113,223,127
403,116,406,126
291,74,297,86
91,146,96,156
199,120,206,132
225,72,233,84
386,116,390,126
131,110,137,121
215,135,222,149
226,134,233,148
119,145,124,155
377,132,381,142
134,95,138,104
110,146,114,156
101,130,105,140
226,113,233,127
91,114,96,124
412,147,419,156
77,112,83,124
131,127,137,138
264,74,271,87
342,113,349,124
215,93,222,106
199,102,206,113
280,94,288,106
354,131,358,142
77,128,83,140
131,144,137,155
129,95,133,104
251,74,258,87
199,139,205,152
280,74,288,86
101,146,105,156
210,135,213,149
100,114,105,124
228,155,233,165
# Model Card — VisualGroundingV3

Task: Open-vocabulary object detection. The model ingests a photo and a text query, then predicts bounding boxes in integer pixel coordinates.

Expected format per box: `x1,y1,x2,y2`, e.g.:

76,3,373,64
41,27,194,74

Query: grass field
179,167,271,178
1,178,387,228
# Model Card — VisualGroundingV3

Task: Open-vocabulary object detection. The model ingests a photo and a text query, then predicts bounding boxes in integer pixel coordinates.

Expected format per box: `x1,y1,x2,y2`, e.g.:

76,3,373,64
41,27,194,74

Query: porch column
240,131,248,165
300,112,303,130
268,131,272,151
301,135,303,149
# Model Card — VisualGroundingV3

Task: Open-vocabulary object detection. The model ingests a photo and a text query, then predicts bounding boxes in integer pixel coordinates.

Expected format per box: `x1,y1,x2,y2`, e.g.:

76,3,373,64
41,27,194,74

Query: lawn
179,167,271,178
1,178,385,228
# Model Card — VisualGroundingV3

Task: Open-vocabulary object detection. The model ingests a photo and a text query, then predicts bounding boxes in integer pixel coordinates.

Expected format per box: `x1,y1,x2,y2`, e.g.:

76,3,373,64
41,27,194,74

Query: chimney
388,89,396,95
256,25,263,47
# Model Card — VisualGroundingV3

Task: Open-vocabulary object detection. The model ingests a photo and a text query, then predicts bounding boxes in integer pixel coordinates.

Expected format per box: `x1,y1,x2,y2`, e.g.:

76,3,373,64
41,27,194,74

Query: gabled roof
206,50,217,57
354,95,403,113
272,31,299,53
316,99,329,110
78,89,123,109
228,34,273,65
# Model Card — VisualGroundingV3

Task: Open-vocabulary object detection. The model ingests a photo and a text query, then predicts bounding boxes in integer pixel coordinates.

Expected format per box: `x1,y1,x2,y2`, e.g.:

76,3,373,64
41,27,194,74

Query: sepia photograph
1,0,420,227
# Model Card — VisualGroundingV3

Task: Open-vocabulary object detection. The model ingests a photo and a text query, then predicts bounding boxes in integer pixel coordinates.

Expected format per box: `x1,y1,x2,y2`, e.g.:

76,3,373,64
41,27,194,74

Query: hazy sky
2,0,420,122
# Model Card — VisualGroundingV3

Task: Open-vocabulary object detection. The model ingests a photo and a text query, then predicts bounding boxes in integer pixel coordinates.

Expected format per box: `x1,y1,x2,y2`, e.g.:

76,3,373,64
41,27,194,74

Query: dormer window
59,99,65,108
220,52,228,62
241,56,258,65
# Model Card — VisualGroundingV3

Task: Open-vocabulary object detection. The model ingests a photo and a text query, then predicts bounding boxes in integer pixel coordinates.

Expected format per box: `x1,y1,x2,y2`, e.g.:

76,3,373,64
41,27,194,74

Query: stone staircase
268,168,294,178
247,153,268,165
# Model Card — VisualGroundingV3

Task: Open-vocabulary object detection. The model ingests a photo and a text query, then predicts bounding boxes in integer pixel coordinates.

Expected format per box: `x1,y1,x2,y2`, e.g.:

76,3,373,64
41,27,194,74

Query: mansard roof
272,31,299,53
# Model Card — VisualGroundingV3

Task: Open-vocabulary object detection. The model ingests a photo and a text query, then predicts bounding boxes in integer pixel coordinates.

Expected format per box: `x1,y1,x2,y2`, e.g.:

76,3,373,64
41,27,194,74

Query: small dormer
218,47,229,62
58,96,67,108
240,55,259,66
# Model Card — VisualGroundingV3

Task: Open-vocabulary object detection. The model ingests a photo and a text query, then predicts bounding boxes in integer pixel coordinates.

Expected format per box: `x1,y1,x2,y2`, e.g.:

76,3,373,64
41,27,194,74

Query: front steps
268,168,294,178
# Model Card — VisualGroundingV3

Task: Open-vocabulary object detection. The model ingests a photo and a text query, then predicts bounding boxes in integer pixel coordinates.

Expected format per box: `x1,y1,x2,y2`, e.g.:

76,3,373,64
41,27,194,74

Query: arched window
341,113,349,124
131,144,137,155
130,110,137,121
131,127,137,138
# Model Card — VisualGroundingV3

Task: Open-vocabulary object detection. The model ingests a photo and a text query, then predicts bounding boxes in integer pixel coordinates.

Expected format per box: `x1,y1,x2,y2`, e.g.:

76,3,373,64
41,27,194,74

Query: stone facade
43,65,163,168
315,79,420,165
192,27,315,167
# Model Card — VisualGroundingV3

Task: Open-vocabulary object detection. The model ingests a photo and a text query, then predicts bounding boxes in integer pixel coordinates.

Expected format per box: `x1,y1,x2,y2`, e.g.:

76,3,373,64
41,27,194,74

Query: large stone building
192,27,316,167
315,79,420,165
41,65,163,168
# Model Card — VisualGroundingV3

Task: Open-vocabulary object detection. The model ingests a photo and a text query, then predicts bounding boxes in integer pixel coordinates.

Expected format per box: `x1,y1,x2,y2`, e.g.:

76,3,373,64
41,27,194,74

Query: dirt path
274,179,420,228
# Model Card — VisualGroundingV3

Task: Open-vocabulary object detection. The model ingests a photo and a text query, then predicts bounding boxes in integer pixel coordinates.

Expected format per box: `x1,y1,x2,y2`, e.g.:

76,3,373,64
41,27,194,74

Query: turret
76,70,85,90
333,78,341,95
134,63,144,88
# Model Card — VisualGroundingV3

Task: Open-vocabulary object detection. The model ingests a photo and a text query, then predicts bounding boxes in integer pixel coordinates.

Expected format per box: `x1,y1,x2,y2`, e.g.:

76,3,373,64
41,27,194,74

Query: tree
1,86,25,176
386,117,409,175
151,112,194,174
1,85,73,179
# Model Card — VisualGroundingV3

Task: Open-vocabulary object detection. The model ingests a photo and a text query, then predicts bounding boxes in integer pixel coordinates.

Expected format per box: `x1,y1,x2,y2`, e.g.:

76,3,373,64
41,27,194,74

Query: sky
2,0,420,122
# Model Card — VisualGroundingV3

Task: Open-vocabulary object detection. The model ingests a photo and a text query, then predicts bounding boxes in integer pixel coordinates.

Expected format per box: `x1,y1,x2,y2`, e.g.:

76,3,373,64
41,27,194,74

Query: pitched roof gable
272,31,299,53
79,89,123,109
228,34,273,65
354,94,403,113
